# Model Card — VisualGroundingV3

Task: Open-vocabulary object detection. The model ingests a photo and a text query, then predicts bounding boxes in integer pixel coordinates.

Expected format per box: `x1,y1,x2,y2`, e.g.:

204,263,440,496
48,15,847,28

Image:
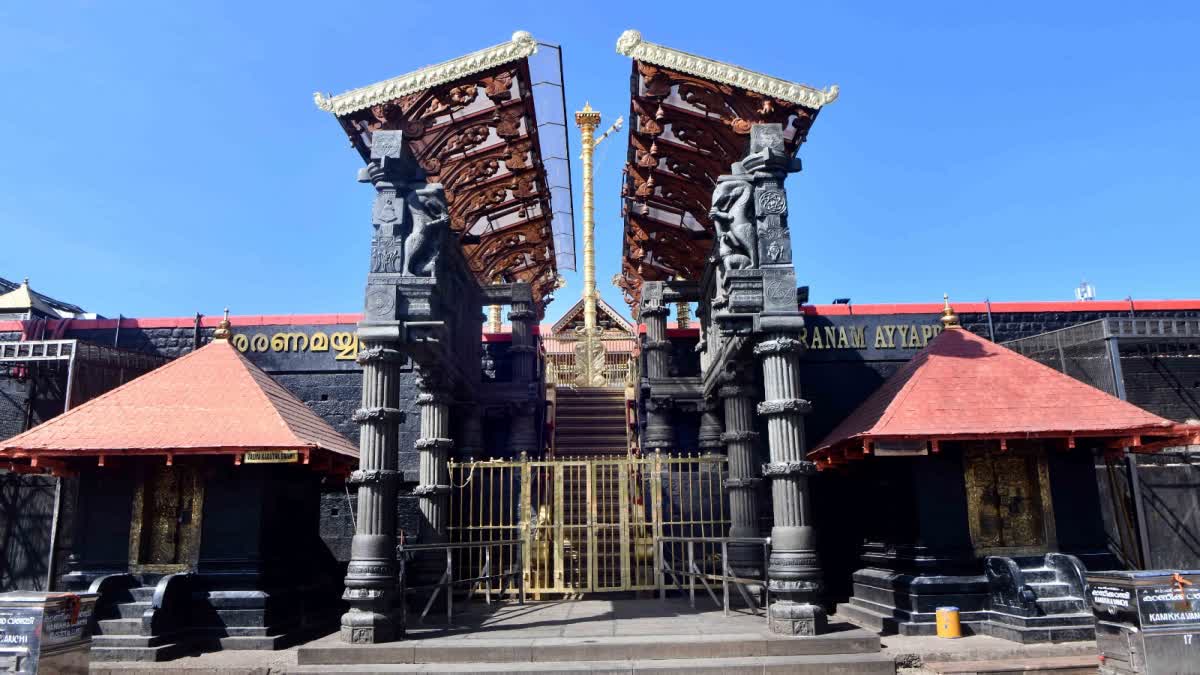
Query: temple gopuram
0,28,1198,671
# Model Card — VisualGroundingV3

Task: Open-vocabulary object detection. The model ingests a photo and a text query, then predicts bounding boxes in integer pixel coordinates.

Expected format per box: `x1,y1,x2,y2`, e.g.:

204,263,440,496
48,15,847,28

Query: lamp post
574,103,622,386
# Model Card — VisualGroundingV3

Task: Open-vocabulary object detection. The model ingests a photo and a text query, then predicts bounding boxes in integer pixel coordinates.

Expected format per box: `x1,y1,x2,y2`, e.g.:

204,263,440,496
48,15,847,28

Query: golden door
963,446,1054,555
129,464,204,573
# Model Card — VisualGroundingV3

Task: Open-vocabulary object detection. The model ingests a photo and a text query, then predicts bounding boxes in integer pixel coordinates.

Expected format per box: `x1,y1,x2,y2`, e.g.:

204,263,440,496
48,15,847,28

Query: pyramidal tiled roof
813,327,1181,457
1,339,358,459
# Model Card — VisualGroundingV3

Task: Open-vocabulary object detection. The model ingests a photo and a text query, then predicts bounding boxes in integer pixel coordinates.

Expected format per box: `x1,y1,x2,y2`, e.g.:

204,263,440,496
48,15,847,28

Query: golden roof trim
615,29,838,109
314,31,539,116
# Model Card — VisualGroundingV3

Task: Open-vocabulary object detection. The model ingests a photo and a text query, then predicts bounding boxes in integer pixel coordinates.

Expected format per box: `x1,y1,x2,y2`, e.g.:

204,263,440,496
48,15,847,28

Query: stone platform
87,599,1104,674
291,598,890,673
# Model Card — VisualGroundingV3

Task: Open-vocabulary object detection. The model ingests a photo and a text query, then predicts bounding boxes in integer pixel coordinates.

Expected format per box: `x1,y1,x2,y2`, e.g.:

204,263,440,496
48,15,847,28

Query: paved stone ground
89,599,1100,674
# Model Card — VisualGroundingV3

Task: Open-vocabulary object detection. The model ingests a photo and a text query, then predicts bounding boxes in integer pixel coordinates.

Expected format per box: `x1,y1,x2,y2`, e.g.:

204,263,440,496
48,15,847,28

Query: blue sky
1,2,1196,320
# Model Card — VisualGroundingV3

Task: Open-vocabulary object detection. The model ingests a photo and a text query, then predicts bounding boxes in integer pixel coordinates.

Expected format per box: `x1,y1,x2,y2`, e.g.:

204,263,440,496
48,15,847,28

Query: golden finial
940,293,961,329
214,308,232,341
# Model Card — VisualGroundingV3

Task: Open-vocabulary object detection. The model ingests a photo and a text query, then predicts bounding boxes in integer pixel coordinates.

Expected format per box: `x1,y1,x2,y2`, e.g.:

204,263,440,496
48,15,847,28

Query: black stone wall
1119,348,1200,422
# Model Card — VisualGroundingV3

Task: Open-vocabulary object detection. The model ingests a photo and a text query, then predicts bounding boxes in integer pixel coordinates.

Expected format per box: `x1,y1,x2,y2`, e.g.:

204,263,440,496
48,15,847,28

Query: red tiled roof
0,339,358,460
812,327,1180,457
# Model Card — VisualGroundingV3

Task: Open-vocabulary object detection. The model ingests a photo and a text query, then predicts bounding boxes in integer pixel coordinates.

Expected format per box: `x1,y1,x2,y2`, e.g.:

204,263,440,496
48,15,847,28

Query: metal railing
398,539,525,625
657,535,771,620
447,453,730,595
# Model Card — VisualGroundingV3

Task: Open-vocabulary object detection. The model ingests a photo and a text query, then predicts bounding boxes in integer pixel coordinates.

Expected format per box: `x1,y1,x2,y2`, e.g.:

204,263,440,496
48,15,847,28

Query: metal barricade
397,539,525,626
656,535,771,621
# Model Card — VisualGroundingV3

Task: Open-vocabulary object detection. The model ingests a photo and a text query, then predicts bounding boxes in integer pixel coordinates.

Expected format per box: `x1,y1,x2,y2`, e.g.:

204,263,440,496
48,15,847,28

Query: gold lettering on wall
796,322,943,351
230,329,360,361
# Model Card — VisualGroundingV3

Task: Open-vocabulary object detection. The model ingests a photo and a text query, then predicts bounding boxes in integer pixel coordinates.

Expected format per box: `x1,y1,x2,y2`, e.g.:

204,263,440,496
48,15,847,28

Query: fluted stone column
415,370,452,544
718,373,763,578
341,345,404,643
507,299,539,454
641,283,674,450
509,302,536,382
754,335,824,635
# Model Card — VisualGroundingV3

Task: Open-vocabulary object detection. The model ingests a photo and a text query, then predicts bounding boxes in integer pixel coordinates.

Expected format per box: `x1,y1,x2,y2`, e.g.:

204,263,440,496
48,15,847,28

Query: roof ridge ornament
214,307,232,341
941,294,961,329
314,30,539,116
615,29,839,109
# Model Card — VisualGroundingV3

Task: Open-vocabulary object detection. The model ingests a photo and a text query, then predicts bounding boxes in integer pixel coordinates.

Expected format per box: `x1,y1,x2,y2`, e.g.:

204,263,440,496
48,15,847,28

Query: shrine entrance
962,443,1056,556
129,463,204,573
447,454,729,596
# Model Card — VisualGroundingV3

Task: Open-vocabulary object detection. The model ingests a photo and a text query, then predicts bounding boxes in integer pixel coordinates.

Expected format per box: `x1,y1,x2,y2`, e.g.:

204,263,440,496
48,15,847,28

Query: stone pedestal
755,335,825,636
341,345,404,643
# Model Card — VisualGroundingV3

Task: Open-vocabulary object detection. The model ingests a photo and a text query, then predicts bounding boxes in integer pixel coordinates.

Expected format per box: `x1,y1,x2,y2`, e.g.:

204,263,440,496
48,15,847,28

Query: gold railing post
651,452,665,594
519,459,532,593
618,460,632,590
553,464,565,591
586,461,598,592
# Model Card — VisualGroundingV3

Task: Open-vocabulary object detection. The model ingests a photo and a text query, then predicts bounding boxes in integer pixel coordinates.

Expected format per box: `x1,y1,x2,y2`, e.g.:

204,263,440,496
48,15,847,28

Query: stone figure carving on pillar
363,130,448,279
710,178,757,272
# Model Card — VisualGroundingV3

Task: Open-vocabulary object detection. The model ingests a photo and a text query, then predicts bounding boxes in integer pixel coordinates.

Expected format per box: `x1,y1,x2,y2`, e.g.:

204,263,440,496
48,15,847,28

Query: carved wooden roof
614,31,837,311
549,296,635,337
316,32,573,313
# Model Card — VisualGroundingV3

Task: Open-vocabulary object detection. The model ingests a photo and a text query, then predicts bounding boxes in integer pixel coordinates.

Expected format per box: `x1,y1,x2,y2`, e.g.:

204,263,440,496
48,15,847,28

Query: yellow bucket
935,606,962,638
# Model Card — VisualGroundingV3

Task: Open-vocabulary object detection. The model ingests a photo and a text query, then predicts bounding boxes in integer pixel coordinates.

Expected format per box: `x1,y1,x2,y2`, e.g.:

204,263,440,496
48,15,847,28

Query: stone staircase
91,582,192,662
982,554,1095,644
553,386,628,456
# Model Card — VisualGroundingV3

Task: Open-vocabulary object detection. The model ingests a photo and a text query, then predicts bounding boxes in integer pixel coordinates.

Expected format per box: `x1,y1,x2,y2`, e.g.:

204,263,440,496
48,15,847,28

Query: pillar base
768,600,827,637
340,608,399,644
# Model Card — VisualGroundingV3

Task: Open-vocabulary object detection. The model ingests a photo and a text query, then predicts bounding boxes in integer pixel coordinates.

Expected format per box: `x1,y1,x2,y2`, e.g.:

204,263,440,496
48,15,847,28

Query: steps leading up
554,387,628,455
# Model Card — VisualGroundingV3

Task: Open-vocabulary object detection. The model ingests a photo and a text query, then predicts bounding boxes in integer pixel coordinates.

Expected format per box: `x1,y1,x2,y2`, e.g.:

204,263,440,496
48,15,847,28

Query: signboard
244,450,300,464
40,596,93,649
798,315,945,362
230,324,367,372
873,440,929,457
1136,578,1200,627
0,605,42,674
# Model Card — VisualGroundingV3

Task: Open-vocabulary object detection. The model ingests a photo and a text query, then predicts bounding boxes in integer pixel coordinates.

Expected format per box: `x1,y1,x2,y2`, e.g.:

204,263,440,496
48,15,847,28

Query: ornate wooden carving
331,62,559,313
618,60,821,310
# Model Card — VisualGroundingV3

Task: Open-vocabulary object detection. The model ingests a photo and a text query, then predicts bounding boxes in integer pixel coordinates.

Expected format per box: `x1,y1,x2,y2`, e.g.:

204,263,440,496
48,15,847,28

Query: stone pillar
641,282,674,450
754,335,824,635
341,345,404,644
509,301,536,382
697,398,723,453
415,370,453,543
718,371,762,578
457,403,484,460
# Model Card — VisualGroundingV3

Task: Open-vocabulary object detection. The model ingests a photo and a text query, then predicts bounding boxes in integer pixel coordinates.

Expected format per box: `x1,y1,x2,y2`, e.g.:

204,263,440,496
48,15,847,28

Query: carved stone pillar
718,371,762,578
755,335,824,636
697,398,723,453
509,302,536,382
456,403,484,460
641,281,674,450
341,345,404,644
415,370,453,544
507,399,539,455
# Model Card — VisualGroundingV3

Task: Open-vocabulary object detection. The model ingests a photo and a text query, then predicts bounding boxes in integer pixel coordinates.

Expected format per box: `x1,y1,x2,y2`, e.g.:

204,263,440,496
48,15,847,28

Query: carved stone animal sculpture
709,179,757,271
403,184,449,276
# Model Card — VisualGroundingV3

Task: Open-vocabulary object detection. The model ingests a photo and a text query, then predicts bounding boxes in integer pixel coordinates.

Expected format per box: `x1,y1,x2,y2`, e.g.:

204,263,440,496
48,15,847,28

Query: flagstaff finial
214,308,232,341
940,293,961,329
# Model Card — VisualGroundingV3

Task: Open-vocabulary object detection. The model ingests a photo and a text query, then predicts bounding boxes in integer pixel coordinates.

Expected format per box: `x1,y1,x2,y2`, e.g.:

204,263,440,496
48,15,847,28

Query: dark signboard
1136,581,1200,627
799,314,944,362
229,324,363,372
